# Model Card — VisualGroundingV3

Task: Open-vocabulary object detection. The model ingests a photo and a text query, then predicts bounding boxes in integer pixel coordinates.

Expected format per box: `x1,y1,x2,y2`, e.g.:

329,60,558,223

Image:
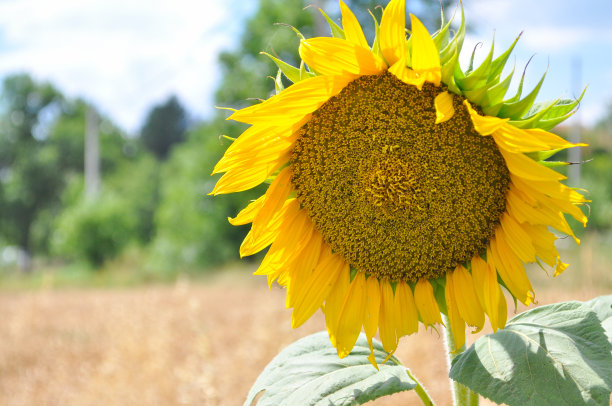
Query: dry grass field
1,235,611,406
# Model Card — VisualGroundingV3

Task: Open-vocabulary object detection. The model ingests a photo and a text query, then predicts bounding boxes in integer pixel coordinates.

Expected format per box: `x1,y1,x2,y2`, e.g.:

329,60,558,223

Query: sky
0,0,610,134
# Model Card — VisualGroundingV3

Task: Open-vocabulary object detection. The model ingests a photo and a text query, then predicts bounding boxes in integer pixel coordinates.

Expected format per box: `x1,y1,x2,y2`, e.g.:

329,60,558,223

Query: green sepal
431,277,448,315
525,148,564,161
537,88,585,119
458,39,495,91
440,7,465,94
498,68,547,119
514,88,586,130
432,7,453,51
300,60,315,80
261,52,302,83
368,10,384,61
481,69,515,115
319,8,345,39
442,51,462,94
509,98,559,129
538,160,570,168
273,69,284,94
487,33,521,81
440,6,465,66
274,23,306,41
463,84,490,106
349,266,358,282
502,59,530,104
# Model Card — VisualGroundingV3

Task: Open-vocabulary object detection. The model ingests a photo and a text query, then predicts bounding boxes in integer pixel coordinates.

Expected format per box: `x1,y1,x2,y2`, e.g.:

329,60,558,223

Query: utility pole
85,106,100,200
568,57,582,187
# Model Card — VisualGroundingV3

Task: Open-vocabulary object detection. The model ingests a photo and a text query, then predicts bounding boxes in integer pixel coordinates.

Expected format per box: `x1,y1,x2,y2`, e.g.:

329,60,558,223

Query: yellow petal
363,276,382,369
251,167,294,241
239,198,294,257
395,281,419,337
414,279,442,326
210,156,286,195
335,272,368,358
499,213,537,263
340,0,369,49
291,247,346,328
514,177,586,204
512,176,587,225
482,254,506,332
491,124,552,153
464,100,508,135
488,233,534,306
388,56,426,89
286,231,323,308
434,91,455,124
228,74,352,125
378,280,398,353
452,265,484,331
324,261,351,348
228,195,265,226
363,276,381,339
519,222,560,268
379,0,406,66
470,256,487,309
219,122,298,163
499,148,566,182
506,184,578,241
409,14,441,86
496,286,508,330
254,202,312,287
445,271,466,350
525,127,587,151
299,37,386,76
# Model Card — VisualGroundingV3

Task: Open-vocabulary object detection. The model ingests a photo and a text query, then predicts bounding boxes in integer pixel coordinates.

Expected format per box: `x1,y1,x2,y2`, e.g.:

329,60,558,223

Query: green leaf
585,295,612,346
450,300,612,406
244,332,416,406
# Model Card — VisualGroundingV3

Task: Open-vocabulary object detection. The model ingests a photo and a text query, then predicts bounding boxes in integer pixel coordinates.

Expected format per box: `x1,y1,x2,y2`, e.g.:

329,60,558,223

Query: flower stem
405,368,436,406
441,314,479,406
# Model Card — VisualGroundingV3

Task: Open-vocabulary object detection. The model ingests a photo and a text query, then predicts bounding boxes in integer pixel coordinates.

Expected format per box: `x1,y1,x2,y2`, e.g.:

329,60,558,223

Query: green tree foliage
0,73,133,269
0,74,64,269
151,119,259,269
140,95,188,161
52,190,138,267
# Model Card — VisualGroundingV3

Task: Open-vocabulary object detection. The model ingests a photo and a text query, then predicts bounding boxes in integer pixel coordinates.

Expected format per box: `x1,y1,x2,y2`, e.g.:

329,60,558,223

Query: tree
0,74,64,270
140,95,188,161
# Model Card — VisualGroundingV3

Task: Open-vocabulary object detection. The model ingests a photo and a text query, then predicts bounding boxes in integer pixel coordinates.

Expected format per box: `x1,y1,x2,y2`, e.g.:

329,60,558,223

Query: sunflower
210,0,587,361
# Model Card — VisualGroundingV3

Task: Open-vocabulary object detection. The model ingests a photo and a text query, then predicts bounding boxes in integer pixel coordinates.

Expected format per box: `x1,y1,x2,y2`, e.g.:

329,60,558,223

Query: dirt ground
0,269,609,406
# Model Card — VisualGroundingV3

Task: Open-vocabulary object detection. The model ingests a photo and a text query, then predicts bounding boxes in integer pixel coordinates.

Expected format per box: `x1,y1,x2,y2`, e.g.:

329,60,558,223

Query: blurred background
0,0,610,405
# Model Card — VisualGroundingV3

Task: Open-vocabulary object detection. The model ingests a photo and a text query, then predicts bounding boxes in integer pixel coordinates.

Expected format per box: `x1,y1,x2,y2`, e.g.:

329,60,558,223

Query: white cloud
0,0,245,133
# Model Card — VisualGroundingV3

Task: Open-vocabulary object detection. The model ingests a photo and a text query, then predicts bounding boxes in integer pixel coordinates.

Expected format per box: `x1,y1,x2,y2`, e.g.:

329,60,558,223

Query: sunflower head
211,0,587,359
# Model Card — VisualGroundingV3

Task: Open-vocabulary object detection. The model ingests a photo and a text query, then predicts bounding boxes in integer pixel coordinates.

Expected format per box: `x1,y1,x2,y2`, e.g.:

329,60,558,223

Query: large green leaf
450,299,612,406
585,295,612,346
244,332,416,406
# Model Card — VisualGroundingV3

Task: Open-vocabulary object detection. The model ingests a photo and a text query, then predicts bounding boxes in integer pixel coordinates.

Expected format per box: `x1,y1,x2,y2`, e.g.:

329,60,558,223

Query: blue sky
0,0,610,133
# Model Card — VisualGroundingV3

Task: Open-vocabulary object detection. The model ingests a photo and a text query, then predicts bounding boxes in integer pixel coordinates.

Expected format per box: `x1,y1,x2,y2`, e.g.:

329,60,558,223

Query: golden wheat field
1,235,611,406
